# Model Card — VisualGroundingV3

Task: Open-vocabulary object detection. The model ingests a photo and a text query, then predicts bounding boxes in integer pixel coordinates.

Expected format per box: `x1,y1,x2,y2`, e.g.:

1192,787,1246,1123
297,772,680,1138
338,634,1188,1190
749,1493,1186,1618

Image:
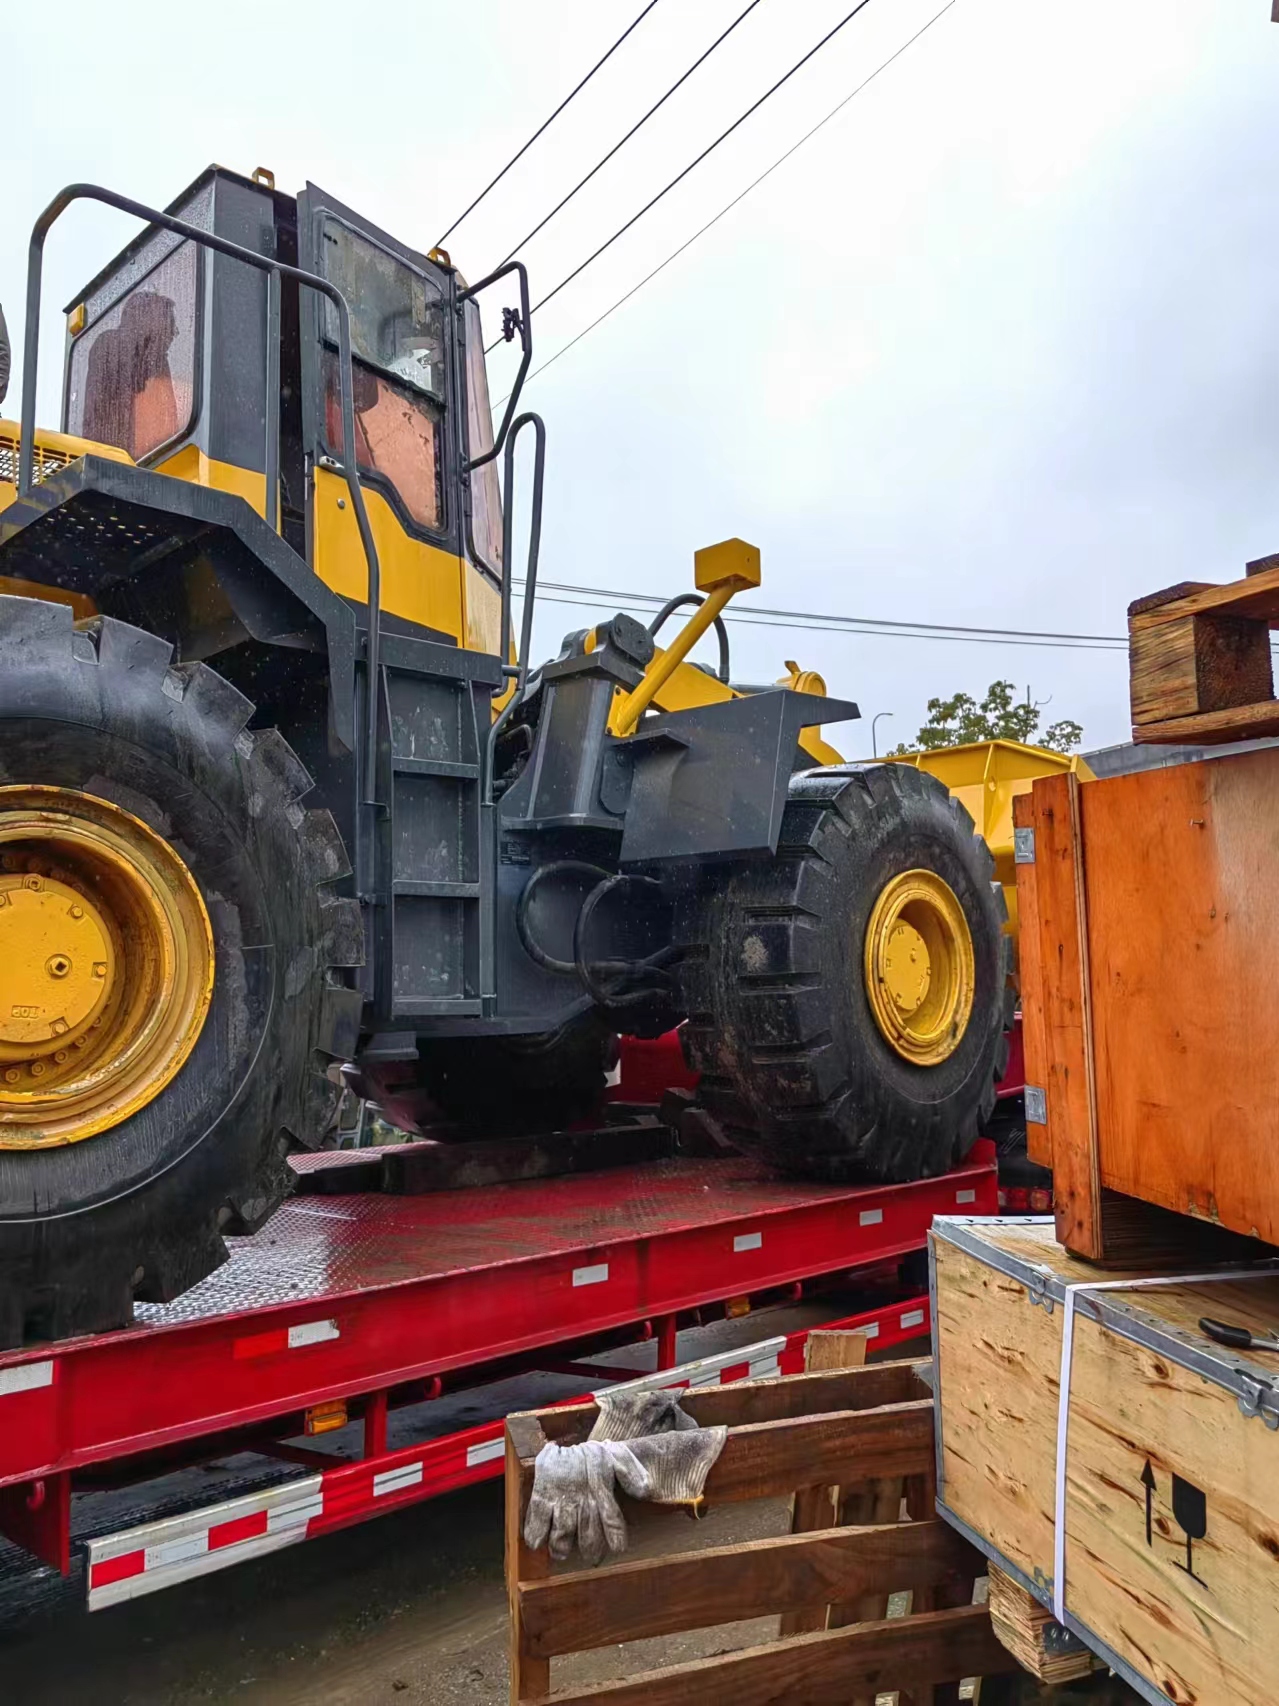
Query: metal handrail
484,412,546,805
17,183,384,801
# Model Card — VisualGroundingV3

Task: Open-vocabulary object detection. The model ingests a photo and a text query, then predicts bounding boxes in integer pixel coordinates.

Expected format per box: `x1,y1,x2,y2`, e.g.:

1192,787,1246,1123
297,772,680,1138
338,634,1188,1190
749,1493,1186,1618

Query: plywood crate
504,1358,1016,1704
1013,753,1279,1260
932,1214,1279,1706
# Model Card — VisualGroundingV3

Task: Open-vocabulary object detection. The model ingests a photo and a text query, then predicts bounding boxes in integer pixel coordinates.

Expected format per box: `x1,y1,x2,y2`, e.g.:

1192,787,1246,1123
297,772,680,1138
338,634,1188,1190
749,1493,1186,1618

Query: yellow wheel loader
0,167,1069,1344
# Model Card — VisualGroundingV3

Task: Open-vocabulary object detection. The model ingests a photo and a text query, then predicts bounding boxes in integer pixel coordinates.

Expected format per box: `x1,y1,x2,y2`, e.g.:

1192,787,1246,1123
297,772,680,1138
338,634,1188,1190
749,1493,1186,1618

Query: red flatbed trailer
0,1140,997,1614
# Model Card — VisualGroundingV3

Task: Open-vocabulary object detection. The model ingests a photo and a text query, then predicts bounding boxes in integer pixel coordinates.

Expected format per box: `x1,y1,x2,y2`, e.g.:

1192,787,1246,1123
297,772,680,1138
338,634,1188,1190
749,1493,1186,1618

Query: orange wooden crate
1015,752,1279,1261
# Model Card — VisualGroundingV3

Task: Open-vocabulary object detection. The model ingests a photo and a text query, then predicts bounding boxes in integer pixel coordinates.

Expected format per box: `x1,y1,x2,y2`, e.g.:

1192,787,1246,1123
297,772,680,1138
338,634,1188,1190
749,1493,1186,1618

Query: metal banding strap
1053,1268,1279,1624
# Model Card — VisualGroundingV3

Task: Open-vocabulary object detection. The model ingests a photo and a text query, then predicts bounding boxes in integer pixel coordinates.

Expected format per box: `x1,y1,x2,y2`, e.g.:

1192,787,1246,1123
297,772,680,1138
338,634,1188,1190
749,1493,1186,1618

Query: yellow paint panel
153,445,267,516
313,465,469,640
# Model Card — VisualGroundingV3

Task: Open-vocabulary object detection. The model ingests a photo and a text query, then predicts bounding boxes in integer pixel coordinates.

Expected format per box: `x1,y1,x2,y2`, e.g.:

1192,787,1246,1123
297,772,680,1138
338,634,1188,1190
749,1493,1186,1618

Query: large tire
0,598,363,1347
356,1014,617,1137
676,763,1012,1182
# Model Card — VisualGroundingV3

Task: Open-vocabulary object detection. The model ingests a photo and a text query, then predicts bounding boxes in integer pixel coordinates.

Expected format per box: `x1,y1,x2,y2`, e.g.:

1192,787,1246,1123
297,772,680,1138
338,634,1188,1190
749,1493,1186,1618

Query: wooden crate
1013,755,1279,1260
504,1359,1016,1704
933,1215,1279,1706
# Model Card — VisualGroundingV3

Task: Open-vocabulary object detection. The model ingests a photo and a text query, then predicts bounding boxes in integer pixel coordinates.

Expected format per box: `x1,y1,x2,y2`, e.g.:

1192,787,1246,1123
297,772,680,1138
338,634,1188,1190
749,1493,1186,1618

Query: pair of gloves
523,1388,727,1568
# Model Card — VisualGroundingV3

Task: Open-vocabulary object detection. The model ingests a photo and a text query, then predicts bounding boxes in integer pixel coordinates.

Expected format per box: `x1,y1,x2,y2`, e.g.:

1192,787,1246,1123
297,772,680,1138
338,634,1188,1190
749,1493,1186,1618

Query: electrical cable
488,0,880,350
513,578,1127,651
435,0,662,246
493,0,958,401
493,0,768,269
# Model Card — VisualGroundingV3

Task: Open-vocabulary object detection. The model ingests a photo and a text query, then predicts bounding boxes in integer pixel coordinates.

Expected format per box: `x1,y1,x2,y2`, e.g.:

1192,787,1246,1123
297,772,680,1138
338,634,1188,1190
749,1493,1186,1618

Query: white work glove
589,1388,699,1441
523,1439,652,1567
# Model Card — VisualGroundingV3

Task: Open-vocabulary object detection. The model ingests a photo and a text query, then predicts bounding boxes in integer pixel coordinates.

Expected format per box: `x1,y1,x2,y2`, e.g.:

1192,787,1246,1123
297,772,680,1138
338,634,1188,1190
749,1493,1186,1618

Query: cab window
318,219,445,533
66,240,198,462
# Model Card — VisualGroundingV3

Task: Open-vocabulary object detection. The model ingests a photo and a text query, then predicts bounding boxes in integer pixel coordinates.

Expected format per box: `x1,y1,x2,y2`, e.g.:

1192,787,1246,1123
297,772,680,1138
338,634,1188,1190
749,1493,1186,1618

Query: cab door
297,183,468,642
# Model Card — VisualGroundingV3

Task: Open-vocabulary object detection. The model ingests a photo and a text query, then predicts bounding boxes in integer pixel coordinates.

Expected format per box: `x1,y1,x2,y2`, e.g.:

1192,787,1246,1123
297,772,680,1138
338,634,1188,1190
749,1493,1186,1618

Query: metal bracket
1025,1084,1047,1125
1014,826,1036,864
1238,1376,1279,1430
1025,1269,1055,1315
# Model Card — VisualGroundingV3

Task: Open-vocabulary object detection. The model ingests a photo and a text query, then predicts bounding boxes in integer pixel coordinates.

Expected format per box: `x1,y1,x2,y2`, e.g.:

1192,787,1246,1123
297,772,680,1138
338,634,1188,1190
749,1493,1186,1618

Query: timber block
1128,563,1279,743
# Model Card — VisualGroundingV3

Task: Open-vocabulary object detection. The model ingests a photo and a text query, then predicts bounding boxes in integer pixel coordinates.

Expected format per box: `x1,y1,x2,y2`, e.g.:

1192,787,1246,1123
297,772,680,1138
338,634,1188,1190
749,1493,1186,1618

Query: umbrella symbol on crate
1171,1473,1208,1584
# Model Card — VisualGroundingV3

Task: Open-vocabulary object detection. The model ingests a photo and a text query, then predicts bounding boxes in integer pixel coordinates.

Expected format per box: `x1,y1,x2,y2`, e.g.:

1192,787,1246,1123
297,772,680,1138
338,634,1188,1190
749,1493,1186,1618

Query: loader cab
59,165,503,655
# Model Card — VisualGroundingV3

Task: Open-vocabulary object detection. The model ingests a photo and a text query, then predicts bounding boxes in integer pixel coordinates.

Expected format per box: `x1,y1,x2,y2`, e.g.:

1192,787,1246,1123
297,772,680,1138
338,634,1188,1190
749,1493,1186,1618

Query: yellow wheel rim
0,787,214,1150
864,869,974,1066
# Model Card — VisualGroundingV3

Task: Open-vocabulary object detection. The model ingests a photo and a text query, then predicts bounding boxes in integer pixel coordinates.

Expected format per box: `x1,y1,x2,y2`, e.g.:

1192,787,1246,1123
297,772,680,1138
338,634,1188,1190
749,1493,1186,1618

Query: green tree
890,680,1083,755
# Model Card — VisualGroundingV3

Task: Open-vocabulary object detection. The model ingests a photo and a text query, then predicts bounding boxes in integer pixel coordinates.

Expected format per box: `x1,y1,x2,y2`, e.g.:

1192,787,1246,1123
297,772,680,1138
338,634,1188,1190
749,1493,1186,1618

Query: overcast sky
5,1,1276,753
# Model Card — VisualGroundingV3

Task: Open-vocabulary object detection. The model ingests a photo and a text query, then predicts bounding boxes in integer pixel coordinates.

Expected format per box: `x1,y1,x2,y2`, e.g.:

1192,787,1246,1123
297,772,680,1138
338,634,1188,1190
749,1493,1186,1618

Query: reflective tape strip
466,1436,505,1469
747,1354,780,1380
373,1461,424,1498
733,1232,763,1252
287,1319,340,1349
859,1207,884,1226
955,1189,977,1205
0,1360,53,1396
858,1320,881,1339
87,1475,324,1611
572,1263,609,1288
899,1308,925,1331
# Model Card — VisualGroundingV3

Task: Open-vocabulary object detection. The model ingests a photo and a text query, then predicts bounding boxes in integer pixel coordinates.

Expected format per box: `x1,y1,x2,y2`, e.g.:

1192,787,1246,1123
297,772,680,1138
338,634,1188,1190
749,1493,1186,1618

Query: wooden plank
519,1519,979,1658
1080,751,1279,1245
383,1120,675,1194
1129,558,1279,625
1012,791,1049,1169
1130,697,1279,746
702,1401,935,1504
778,1328,871,1638
1030,771,1103,1261
530,1360,930,1448
506,1416,550,1703
987,1565,1101,1684
524,1603,1013,1706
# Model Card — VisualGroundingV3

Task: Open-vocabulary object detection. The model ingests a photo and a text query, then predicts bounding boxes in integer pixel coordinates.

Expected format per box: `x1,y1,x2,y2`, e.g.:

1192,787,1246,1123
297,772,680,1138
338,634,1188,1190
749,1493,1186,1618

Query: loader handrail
17,183,384,801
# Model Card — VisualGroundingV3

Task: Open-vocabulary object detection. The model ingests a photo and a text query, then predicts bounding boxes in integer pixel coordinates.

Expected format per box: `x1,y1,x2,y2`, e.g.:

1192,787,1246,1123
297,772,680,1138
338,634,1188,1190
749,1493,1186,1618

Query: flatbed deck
0,1144,997,1611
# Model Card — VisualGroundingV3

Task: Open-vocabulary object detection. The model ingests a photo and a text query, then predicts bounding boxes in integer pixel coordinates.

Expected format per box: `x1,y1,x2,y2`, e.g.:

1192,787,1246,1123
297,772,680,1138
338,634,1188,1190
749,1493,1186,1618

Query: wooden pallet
1128,556,1279,744
504,1358,1016,1704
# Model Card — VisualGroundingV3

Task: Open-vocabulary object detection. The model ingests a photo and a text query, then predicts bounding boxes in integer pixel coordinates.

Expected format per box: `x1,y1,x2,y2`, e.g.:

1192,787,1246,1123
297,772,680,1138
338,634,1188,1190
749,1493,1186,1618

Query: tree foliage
890,680,1083,755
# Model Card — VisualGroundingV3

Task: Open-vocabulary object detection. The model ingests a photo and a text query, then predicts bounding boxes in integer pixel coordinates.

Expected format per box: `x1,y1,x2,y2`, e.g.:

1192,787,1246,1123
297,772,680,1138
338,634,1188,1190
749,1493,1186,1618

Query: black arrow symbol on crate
1141,1459,1157,1546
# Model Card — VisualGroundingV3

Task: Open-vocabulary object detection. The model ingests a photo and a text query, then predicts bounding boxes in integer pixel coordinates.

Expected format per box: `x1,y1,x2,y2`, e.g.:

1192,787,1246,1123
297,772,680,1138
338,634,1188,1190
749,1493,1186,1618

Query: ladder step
391,756,479,780
393,879,481,899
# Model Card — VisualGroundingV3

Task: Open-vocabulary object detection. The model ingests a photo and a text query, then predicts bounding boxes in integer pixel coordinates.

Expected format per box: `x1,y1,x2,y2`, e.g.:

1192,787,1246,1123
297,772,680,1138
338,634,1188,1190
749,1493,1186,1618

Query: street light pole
871,711,894,758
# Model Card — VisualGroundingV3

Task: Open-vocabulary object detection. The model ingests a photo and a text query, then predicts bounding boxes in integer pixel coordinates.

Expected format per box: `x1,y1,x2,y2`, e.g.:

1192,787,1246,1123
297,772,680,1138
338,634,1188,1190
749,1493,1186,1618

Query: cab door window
318,219,445,533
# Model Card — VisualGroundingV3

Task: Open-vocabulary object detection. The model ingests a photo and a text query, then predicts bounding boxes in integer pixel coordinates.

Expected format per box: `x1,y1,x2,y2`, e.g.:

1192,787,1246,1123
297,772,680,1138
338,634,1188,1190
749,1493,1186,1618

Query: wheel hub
0,787,215,1150
864,869,974,1066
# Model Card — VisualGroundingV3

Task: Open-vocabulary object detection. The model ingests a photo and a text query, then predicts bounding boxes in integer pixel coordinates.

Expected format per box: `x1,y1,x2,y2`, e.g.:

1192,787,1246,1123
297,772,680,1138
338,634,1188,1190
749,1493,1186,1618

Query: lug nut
52,1018,69,1035
93,963,107,979
69,905,84,920
30,1062,46,1077
54,1050,68,1063
4,1069,19,1084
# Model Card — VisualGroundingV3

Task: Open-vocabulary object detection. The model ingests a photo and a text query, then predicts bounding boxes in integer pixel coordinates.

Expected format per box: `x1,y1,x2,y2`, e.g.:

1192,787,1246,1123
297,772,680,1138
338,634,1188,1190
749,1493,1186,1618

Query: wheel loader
0,166,1063,1345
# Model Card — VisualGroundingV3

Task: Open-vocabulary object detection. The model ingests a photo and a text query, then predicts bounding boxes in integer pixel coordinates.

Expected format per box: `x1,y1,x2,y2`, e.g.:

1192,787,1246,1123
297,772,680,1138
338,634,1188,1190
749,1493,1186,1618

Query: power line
525,0,879,324
512,578,1127,652
494,0,958,402
493,0,767,270
434,0,662,247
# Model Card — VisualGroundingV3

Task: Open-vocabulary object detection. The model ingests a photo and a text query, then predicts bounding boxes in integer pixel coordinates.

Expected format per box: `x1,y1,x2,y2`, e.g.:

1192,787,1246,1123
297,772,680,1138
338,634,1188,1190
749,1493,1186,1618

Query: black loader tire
360,1014,616,1138
0,598,363,1347
676,763,1012,1182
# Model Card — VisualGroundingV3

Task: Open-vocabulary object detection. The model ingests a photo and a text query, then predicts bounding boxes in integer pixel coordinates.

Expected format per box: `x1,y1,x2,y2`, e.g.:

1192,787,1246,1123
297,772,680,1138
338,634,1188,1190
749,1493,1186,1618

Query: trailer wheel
0,599,363,1346
676,763,1012,1182
356,1014,616,1138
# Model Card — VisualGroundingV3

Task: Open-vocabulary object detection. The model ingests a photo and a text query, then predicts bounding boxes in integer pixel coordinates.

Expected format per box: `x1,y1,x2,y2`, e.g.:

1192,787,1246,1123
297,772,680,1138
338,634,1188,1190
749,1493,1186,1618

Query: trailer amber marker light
305,1400,348,1436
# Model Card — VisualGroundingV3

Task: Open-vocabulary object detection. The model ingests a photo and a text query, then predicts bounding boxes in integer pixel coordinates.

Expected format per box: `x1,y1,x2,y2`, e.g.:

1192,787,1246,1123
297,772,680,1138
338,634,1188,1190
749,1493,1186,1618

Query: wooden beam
987,1564,1102,1685
524,1603,1014,1706
701,1400,935,1503
506,1415,550,1703
519,1519,978,1658
531,1360,930,1447
1031,771,1104,1261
